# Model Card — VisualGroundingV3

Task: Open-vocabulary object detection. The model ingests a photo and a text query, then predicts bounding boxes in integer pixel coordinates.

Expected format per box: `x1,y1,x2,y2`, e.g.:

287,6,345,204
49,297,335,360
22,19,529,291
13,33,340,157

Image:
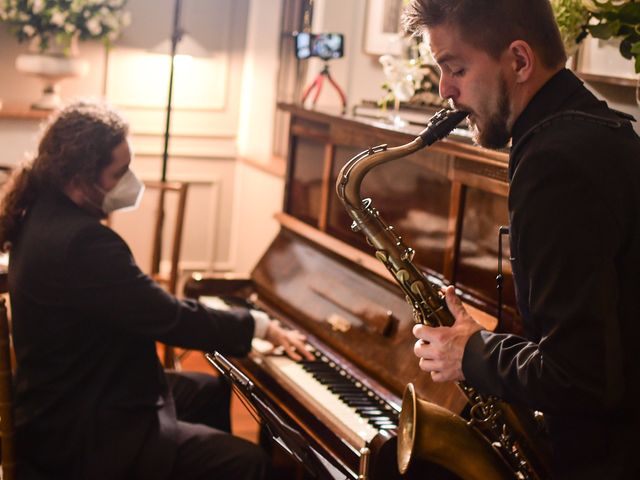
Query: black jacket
462,69,640,478
9,189,255,479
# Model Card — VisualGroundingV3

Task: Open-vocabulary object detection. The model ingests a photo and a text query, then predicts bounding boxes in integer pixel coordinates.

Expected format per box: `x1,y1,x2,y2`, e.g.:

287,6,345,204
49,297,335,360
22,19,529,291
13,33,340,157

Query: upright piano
184,104,518,479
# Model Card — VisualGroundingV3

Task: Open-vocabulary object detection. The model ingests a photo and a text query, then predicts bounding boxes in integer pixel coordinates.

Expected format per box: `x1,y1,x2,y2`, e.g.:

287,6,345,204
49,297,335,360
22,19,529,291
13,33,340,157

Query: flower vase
389,97,407,128
15,36,89,110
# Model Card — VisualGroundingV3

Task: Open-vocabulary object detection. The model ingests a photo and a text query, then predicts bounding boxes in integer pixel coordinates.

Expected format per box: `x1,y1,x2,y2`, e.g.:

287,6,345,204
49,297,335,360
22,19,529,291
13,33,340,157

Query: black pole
157,0,184,370
161,0,183,182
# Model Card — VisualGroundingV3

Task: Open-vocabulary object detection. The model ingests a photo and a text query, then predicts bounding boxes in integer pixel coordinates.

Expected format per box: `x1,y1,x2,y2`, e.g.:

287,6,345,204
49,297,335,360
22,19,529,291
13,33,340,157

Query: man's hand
413,286,483,382
265,320,315,361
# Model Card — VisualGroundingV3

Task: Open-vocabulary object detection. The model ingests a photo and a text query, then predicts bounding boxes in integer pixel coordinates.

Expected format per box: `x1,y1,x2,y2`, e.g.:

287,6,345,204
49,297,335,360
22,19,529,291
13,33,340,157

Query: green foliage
552,0,640,73
585,1,640,72
551,0,591,56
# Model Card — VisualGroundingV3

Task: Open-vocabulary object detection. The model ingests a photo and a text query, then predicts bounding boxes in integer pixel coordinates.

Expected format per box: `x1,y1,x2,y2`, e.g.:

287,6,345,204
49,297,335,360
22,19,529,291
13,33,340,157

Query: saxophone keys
401,247,415,261
410,280,425,296
395,269,410,283
375,250,388,262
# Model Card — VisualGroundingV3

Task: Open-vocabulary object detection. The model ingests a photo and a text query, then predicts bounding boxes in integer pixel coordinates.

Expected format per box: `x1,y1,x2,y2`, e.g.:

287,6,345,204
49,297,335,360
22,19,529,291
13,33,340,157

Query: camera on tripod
295,32,347,112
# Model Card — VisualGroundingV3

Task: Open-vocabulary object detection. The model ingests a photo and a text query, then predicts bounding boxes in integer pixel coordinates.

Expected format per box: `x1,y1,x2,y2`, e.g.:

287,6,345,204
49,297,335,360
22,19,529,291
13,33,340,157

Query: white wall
232,162,285,275
233,0,286,275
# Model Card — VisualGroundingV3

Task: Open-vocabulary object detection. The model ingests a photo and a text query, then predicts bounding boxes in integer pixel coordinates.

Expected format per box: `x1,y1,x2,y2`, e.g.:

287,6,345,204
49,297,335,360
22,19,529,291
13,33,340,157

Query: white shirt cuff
250,309,271,339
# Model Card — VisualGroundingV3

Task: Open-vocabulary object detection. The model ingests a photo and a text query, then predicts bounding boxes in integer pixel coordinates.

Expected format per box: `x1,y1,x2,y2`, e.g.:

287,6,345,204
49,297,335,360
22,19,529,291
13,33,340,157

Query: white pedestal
15,54,89,110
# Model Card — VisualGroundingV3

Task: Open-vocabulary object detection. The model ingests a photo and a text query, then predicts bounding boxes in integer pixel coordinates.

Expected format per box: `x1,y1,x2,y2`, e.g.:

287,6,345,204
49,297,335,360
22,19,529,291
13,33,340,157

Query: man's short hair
403,0,567,69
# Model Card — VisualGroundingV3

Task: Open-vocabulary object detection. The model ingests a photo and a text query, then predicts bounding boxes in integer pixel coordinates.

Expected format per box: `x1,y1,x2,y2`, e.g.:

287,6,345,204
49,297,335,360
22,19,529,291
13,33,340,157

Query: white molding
131,134,237,159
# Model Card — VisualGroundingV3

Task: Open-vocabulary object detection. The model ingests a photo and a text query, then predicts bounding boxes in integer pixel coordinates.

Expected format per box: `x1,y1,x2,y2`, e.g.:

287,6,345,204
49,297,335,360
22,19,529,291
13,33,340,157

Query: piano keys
265,349,398,443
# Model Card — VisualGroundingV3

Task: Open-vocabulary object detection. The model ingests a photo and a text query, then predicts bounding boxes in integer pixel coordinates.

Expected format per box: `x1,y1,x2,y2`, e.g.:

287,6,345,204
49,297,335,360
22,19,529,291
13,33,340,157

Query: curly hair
402,0,567,69
0,100,129,251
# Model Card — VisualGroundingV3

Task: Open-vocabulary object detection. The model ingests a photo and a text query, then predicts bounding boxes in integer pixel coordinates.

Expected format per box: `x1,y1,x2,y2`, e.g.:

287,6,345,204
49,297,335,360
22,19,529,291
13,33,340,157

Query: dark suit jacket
462,69,640,478
9,188,255,479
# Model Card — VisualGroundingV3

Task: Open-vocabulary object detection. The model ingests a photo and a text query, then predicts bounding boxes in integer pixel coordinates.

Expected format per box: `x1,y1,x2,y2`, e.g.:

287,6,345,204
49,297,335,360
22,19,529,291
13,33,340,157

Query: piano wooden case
184,104,518,479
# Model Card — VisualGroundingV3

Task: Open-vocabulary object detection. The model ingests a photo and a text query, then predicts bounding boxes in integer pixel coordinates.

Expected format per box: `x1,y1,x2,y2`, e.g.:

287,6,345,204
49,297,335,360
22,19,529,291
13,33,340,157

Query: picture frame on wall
364,0,404,56
575,37,638,86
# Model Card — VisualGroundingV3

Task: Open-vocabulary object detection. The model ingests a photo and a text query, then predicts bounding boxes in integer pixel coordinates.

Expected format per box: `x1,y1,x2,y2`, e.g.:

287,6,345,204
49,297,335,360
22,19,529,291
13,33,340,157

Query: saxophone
336,109,549,480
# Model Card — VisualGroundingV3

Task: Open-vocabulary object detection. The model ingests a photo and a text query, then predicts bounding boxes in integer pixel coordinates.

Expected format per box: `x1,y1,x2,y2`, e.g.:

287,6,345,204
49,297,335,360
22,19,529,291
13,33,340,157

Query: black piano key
357,410,386,418
312,377,348,384
367,416,395,423
343,396,383,406
325,381,362,388
369,420,397,429
358,407,389,414
318,378,359,388
328,388,364,396
311,371,349,379
356,407,384,414
375,425,397,431
337,396,371,405
337,392,370,400
318,379,358,389
336,392,370,399
305,371,345,379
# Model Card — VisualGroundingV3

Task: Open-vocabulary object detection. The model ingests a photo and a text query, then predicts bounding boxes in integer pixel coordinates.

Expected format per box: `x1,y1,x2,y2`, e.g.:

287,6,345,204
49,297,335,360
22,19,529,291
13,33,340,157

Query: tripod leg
325,72,347,112
312,74,324,106
301,75,319,104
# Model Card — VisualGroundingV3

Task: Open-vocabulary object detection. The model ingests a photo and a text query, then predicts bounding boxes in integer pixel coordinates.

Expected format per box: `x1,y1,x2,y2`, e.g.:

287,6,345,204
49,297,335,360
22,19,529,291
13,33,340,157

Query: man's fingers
282,331,313,361
285,346,302,361
418,357,442,372
444,285,466,319
413,323,438,341
290,336,314,361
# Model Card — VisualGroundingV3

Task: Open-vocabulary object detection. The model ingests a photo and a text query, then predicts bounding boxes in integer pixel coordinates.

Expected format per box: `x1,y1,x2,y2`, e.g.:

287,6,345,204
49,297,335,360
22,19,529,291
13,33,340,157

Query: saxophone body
335,109,548,480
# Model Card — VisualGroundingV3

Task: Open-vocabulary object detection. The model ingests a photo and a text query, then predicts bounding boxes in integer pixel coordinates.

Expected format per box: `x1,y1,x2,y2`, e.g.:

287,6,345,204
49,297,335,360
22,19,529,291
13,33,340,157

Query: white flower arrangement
0,0,131,56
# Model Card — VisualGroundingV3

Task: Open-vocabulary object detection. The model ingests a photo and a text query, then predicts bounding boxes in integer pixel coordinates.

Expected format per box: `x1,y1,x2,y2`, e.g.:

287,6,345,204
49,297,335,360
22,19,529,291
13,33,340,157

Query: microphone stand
155,0,183,369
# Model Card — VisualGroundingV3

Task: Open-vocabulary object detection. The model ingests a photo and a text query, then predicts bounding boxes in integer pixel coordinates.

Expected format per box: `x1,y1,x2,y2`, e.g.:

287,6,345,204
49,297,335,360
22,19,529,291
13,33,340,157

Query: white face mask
101,169,145,214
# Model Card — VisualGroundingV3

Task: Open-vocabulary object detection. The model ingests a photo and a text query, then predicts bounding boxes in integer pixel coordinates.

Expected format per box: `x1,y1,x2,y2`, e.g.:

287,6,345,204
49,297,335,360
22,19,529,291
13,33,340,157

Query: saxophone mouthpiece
418,109,469,146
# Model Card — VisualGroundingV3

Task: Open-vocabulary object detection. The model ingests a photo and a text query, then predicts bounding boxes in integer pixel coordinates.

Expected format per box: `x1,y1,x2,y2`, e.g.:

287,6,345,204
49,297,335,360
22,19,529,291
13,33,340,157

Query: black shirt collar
511,68,584,148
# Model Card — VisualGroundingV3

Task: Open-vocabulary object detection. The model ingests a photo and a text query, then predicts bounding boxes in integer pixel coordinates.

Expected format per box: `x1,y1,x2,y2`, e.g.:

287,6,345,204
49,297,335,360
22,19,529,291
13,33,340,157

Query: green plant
551,0,591,57
552,0,640,73
0,0,131,55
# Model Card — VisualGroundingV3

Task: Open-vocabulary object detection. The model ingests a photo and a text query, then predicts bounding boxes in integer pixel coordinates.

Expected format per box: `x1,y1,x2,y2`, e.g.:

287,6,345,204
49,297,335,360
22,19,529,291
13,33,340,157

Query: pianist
0,100,312,480
404,0,640,478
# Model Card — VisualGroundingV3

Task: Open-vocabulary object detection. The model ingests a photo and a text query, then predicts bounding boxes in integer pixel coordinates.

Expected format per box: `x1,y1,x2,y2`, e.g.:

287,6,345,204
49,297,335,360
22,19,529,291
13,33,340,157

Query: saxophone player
404,1,640,478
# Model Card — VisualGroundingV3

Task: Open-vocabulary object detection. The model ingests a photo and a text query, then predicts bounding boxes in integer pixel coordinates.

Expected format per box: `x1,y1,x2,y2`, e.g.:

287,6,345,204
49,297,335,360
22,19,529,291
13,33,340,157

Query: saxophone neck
336,109,469,212
336,138,425,212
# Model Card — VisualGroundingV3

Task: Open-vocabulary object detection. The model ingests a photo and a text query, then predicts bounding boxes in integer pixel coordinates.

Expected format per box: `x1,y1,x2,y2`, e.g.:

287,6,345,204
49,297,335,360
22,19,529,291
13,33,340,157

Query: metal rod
161,0,183,183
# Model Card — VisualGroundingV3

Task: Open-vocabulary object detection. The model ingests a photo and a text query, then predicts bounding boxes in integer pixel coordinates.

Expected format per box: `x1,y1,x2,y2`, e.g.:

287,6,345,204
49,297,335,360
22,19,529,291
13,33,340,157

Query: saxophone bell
398,383,513,480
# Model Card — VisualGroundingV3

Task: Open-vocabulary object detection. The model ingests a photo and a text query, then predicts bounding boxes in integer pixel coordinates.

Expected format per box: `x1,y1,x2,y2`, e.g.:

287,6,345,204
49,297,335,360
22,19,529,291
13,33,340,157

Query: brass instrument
336,109,548,480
